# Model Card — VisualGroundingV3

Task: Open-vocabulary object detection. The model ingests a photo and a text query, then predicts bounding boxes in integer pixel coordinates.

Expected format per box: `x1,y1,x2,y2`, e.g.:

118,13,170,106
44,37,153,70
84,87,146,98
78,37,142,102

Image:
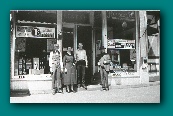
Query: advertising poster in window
108,39,135,49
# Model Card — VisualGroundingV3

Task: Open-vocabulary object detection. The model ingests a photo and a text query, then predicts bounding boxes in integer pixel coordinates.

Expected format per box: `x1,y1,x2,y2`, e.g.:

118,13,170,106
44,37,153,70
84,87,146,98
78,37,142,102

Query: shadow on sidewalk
90,72,101,85
10,89,30,97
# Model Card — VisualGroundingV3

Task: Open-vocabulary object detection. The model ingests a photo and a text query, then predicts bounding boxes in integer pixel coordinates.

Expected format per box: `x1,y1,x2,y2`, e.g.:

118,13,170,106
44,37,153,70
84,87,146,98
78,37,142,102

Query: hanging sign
16,25,55,38
108,39,135,49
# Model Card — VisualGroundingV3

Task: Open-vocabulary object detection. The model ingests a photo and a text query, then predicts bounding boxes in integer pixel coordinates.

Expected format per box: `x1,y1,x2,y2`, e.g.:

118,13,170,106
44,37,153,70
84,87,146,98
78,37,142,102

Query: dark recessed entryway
77,25,92,85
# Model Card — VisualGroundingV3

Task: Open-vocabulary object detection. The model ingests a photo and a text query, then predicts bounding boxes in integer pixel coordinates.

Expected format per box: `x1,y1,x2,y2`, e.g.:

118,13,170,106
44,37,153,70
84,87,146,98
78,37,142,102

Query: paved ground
10,82,160,103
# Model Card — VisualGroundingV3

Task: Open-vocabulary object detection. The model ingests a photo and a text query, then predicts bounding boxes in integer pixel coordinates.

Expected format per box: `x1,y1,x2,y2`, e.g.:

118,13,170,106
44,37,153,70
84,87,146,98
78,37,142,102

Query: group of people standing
49,42,111,95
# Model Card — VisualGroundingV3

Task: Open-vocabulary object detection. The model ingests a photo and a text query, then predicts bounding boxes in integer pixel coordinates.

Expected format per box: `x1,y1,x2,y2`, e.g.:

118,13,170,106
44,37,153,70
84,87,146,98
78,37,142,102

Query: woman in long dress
63,47,77,93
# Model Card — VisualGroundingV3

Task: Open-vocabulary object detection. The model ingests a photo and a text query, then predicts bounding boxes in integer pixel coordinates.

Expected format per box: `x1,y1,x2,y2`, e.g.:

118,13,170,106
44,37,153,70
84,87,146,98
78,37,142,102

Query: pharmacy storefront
10,10,160,94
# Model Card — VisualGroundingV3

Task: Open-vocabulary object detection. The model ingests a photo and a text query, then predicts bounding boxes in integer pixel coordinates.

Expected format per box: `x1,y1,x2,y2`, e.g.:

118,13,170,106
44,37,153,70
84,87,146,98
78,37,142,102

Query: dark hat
99,46,106,50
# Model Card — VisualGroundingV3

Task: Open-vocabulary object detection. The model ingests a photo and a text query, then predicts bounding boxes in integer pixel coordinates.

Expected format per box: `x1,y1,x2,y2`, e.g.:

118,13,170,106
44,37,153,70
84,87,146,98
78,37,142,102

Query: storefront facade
10,10,160,93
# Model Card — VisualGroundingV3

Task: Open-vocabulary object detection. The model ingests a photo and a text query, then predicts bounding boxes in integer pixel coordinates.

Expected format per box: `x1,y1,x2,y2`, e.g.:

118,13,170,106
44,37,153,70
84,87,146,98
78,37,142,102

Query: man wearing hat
98,46,111,91
75,43,88,90
49,44,63,94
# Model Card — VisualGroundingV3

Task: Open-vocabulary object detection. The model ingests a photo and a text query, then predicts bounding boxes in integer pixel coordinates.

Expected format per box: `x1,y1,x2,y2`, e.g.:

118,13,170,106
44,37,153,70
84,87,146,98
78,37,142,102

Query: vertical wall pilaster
102,11,108,53
11,11,16,78
139,11,149,84
135,11,140,75
90,12,95,75
57,11,63,64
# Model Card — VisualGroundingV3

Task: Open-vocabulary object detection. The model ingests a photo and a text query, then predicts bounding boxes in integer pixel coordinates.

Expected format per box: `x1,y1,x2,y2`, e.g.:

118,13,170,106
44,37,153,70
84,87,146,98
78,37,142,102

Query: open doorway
62,27,74,57
77,25,92,85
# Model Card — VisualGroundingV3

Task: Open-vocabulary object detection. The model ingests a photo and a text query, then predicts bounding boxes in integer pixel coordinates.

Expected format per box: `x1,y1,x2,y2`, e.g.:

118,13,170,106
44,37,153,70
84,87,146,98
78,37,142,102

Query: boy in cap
98,46,111,91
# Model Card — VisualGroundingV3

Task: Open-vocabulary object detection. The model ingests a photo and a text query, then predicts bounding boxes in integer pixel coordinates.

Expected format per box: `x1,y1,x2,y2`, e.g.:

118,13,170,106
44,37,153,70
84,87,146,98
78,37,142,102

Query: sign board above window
108,39,135,49
16,25,55,38
62,11,90,24
106,11,135,21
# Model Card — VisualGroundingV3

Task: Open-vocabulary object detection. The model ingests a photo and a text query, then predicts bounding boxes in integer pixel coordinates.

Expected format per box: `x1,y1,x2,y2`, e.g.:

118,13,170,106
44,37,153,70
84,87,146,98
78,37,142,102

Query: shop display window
107,11,137,73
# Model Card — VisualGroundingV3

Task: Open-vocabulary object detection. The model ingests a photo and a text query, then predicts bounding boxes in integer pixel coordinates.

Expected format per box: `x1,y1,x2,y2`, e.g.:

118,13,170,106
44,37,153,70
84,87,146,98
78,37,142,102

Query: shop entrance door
77,25,92,85
62,27,74,57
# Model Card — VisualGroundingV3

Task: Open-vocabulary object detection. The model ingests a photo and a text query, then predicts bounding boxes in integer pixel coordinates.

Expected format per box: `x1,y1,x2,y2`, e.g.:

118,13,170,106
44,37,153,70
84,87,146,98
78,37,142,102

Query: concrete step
149,75,160,82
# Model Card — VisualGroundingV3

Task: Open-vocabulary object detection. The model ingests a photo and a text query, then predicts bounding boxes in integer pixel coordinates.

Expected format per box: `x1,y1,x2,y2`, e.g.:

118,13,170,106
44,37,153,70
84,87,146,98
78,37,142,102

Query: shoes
105,87,109,91
83,86,87,90
52,89,56,95
66,86,71,93
81,84,87,90
78,84,81,88
57,90,63,93
101,87,106,91
66,89,70,93
70,90,76,93
100,87,104,91
60,88,64,93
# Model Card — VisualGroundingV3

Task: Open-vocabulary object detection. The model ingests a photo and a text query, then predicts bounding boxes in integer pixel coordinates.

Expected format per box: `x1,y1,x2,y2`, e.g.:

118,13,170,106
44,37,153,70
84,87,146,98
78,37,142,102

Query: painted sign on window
16,25,55,38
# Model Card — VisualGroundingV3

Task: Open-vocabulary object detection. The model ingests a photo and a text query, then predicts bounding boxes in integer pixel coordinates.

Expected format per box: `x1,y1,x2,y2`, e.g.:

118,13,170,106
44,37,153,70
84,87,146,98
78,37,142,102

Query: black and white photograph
10,10,160,103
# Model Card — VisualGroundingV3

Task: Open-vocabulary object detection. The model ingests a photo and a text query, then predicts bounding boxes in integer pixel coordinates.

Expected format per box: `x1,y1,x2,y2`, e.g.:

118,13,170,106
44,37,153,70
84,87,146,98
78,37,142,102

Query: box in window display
33,58,39,70
26,59,32,69
40,69,44,74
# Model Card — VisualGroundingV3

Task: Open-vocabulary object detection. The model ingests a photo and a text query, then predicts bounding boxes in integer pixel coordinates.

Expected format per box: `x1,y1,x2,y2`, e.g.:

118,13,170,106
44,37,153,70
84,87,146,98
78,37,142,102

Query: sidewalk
87,81,160,91
10,75,160,96
10,83,160,103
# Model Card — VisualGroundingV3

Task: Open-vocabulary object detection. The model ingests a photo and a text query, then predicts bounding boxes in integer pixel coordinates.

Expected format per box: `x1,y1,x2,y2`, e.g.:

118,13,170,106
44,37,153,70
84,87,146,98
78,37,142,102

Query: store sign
106,11,135,21
63,11,90,24
108,39,135,49
16,25,55,38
